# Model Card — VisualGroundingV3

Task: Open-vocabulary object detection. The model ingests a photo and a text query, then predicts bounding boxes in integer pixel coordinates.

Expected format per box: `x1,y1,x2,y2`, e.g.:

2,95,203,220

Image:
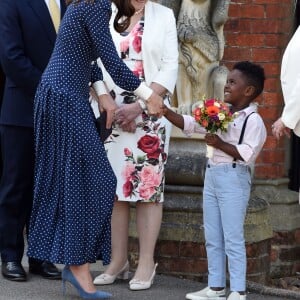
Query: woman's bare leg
133,202,162,281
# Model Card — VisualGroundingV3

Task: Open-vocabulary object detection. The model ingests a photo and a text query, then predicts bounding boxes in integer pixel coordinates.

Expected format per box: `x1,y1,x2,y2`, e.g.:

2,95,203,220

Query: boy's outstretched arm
162,105,184,130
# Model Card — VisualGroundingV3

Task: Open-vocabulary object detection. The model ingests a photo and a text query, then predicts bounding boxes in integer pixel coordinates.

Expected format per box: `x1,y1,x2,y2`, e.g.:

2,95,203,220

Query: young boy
163,61,267,300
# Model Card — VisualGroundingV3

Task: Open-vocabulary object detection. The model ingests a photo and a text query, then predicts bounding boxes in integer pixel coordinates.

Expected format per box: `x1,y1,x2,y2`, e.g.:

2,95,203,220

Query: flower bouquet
192,98,236,158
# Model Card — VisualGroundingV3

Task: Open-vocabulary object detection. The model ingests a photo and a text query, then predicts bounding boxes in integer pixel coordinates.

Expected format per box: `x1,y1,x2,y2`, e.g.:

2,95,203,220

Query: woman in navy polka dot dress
27,0,163,298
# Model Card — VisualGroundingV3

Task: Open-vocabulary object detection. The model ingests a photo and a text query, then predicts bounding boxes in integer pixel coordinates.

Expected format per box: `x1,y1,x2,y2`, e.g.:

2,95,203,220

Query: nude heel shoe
93,261,130,285
129,263,158,291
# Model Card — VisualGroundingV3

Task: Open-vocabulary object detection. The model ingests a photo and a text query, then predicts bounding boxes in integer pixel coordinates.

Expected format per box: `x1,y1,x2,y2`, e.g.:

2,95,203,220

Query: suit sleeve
281,75,300,130
280,27,300,131
0,0,42,97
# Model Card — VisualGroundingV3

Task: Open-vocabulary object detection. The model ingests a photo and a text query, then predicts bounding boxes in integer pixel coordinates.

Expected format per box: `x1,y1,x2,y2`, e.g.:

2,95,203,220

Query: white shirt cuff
134,82,153,101
92,81,108,96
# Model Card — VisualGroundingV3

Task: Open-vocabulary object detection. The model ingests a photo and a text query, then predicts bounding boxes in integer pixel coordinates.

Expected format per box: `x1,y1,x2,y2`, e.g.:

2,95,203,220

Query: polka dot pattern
27,0,141,266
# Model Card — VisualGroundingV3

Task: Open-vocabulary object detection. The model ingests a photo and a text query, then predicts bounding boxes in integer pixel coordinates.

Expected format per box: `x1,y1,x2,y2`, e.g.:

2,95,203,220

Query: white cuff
134,82,153,101
92,81,108,96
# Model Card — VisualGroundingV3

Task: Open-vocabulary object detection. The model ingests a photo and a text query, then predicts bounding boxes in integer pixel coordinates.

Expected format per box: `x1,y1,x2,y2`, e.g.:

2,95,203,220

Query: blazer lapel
27,0,56,44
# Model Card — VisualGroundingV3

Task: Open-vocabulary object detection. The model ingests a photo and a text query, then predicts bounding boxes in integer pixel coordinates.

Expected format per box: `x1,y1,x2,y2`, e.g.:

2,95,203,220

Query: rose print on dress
120,115,167,203
120,18,145,80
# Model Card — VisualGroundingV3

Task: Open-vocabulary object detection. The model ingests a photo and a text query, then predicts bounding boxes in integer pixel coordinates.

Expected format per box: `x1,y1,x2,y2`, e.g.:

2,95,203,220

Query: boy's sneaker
185,287,226,299
227,292,246,300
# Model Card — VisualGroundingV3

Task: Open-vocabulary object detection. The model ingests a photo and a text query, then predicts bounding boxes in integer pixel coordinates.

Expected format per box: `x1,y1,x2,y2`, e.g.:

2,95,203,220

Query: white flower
214,102,221,108
218,113,225,120
223,122,229,129
199,101,204,108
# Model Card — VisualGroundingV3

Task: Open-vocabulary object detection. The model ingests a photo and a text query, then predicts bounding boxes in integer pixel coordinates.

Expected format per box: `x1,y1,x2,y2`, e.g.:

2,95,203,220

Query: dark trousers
0,125,34,262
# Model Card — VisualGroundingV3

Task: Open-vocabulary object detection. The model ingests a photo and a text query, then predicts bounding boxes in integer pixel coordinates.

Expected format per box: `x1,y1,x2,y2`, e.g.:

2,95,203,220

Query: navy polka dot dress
27,0,142,266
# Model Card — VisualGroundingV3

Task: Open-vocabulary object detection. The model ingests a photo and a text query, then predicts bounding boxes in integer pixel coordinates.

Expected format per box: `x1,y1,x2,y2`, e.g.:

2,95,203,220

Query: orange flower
192,97,236,134
206,106,220,116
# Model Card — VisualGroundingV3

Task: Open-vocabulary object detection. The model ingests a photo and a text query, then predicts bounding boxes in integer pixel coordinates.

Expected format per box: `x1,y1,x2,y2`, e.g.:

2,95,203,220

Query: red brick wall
271,229,300,277
129,237,271,283
222,0,296,179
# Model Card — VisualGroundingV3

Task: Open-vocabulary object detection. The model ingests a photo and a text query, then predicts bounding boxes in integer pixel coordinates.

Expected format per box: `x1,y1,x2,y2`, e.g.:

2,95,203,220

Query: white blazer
280,26,300,137
98,1,178,94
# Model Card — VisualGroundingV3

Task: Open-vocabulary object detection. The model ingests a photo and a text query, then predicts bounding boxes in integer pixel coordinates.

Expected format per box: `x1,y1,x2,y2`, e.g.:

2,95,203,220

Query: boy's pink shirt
182,104,267,165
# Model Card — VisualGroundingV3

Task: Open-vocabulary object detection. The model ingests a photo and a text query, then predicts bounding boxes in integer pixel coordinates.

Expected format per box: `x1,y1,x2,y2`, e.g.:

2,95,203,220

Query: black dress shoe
29,260,61,279
1,261,27,281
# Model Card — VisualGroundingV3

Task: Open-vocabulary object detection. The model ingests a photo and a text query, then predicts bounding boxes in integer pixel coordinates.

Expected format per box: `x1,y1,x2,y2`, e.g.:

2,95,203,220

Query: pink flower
132,35,142,53
132,60,144,78
139,184,156,199
120,38,129,53
204,99,215,107
124,147,132,157
123,180,133,198
140,165,162,187
131,24,142,36
121,162,135,181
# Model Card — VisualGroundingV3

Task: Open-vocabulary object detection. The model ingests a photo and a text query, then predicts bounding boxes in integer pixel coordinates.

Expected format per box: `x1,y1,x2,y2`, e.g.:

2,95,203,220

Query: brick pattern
270,229,300,278
222,0,296,179
128,237,271,284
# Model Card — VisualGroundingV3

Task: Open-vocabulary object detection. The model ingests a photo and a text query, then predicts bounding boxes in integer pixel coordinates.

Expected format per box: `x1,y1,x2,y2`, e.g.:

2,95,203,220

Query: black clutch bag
95,111,112,142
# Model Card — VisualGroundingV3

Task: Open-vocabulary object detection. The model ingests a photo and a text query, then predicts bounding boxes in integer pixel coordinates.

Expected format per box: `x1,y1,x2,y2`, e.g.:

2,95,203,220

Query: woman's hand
98,93,118,129
146,92,164,118
115,102,142,126
120,120,137,133
272,118,290,140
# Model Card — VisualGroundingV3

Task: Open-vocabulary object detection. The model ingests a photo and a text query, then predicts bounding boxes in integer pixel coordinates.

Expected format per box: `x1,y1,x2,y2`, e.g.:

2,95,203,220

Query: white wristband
137,99,148,113
134,82,153,101
93,81,108,96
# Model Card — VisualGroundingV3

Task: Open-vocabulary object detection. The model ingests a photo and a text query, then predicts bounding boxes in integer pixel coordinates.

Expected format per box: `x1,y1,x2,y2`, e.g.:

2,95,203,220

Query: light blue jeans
203,163,251,292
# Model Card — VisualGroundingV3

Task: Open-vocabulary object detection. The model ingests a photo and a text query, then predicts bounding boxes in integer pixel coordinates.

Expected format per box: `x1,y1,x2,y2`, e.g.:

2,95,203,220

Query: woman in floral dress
92,0,178,291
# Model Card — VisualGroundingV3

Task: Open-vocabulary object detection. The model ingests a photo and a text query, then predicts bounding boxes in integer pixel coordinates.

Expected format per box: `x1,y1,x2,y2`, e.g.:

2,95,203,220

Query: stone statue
156,0,230,114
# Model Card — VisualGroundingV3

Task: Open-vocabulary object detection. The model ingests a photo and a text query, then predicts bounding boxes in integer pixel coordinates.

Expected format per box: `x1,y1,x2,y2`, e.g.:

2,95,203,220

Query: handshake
141,92,165,118
95,89,168,133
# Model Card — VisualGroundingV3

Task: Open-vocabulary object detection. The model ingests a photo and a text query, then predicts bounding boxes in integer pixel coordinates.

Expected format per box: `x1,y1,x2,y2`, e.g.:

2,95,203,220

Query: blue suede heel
62,266,112,299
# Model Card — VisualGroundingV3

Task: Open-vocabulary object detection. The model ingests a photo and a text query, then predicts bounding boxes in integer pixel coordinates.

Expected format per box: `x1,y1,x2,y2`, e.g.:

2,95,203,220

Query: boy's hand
161,104,169,116
205,133,223,149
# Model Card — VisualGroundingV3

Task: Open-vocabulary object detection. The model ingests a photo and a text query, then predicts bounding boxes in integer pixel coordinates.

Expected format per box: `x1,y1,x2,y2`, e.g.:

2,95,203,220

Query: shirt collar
236,102,258,118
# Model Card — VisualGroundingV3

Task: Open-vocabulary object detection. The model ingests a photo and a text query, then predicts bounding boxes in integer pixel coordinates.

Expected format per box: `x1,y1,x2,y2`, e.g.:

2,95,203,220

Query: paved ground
1,258,300,300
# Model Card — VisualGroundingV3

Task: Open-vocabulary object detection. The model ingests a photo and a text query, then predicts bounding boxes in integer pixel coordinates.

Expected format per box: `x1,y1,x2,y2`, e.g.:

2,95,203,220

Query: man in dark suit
0,67,4,178
0,0,66,281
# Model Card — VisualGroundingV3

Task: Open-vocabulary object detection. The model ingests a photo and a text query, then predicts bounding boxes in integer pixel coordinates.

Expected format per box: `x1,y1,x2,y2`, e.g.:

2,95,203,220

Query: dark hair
233,61,265,98
65,0,134,33
112,0,135,33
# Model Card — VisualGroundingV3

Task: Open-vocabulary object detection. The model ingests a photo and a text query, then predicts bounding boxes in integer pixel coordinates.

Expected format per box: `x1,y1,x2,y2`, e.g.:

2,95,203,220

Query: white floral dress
104,17,172,203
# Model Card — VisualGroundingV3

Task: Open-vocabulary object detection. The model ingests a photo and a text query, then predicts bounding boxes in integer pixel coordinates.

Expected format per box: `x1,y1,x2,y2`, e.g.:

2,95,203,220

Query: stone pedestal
253,179,300,278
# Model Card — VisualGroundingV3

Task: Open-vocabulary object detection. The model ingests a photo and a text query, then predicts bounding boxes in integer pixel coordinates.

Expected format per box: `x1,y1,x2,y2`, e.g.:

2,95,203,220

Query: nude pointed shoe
93,261,130,285
129,263,158,291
